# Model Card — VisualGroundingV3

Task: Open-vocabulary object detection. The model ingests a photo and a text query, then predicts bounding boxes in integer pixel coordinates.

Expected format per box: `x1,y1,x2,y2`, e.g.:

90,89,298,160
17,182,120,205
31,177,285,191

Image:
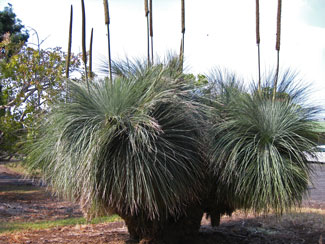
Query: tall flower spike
66,5,73,79
180,0,185,71
273,0,282,100
103,0,112,81
149,0,154,64
256,0,261,92
145,0,150,65
81,0,89,89
89,28,93,78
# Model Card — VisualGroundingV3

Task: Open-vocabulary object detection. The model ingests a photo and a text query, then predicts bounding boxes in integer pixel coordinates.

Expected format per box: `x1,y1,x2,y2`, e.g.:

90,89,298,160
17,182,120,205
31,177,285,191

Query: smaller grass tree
208,69,319,214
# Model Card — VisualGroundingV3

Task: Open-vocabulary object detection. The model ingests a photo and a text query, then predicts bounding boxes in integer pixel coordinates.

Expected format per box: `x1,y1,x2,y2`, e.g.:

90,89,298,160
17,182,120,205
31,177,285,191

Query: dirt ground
0,162,324,244
0,165,82,223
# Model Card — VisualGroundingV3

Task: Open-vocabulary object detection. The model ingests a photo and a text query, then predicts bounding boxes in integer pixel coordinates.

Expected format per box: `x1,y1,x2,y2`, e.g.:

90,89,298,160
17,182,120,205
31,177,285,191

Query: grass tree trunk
120,206,204,244
273,0,282,100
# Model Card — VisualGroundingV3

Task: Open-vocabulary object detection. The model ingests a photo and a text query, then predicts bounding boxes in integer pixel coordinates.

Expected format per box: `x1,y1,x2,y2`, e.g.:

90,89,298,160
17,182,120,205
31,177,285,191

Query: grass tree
26,58,213,243
208,69,319,215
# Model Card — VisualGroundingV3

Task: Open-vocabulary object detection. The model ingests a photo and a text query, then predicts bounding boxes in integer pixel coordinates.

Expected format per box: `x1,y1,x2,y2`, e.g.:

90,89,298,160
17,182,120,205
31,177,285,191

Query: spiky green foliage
206,68,245,103
110,56,183,79
209,70,319,213
255,70,311,104
26,60,207,220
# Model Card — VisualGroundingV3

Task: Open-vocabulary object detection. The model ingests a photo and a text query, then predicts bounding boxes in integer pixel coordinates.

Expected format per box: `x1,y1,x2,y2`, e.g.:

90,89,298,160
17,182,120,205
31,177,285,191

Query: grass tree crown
26,59,208,220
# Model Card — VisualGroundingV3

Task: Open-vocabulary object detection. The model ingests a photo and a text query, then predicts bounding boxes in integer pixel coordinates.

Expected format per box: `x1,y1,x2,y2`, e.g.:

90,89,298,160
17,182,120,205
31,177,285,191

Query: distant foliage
0,4,29,60
0,45,81,159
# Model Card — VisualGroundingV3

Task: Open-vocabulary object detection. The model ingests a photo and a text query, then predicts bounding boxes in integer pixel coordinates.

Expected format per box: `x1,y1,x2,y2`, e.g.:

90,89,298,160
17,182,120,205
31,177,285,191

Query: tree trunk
121,205,204,244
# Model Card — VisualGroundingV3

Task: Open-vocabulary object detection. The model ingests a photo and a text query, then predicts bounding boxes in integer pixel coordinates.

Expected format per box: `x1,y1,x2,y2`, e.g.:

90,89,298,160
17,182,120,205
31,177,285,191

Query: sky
0,0,325,109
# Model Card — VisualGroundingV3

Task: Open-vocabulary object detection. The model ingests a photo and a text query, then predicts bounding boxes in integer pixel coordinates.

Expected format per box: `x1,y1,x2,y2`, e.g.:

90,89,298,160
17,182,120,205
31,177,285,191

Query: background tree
0,44,81,160
0,4,29,60
0,4,29,108
0,4,29,159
